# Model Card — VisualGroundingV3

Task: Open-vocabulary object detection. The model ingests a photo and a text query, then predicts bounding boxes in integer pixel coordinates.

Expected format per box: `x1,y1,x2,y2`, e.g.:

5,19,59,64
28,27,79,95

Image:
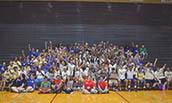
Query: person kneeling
82,76,97,94
39,77,51,94
98,77,109,94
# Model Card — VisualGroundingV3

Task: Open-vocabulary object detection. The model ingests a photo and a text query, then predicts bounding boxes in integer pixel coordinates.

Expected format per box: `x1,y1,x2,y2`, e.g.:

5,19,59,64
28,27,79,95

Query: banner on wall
161,0,172,2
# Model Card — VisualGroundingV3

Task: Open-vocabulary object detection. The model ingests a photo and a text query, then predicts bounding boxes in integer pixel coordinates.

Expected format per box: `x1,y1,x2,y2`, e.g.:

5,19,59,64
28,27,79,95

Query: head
138,68,142,73
156,67,160,72
56,75,60,80
30,74,35,80
167,67,171,72
3,62,6,67
36,49,39,52
100,77,104,82
44,77,48,82
141,44,145,48
87,75,91,81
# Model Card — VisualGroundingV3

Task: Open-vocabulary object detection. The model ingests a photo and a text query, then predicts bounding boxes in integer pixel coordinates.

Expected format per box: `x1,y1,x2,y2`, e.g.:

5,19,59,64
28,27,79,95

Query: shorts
136,79,145,83
118,79,126,82
109,79,118,85
145,79,156,84
127,79,135,82
159,78,167,84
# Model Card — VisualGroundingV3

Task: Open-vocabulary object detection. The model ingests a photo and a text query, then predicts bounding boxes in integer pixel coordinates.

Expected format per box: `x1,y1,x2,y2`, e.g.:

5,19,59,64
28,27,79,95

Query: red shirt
98,81,107,89
83,80,95,90
54,80,62,85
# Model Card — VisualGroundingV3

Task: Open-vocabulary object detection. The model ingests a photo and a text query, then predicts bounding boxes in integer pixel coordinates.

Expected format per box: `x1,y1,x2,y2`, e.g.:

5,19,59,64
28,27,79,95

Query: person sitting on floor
82,75,97,94
26,74,36,92
51,75,63,93
98,77,109,94
11,74,26,93
63,76,73,94
39,77,51,94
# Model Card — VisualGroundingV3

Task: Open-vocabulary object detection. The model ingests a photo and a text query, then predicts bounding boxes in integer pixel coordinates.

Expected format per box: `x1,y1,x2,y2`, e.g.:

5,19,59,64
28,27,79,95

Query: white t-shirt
165,71,172,79
127,69,135,79
36,70,45,79
75,70,81,78
18,70,27,76
118,68,126,80
62,71,70,80
155,69,165,79
109,63,117,73
145,70,154,80
68,63,75,75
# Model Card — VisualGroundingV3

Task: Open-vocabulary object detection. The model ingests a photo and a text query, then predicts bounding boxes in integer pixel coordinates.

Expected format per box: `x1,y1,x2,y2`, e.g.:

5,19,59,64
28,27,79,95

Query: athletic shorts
136,79,145,83
118,79,126,82
145,79,156,84
127,79,135,82
159,78,167,84
109,79,118,85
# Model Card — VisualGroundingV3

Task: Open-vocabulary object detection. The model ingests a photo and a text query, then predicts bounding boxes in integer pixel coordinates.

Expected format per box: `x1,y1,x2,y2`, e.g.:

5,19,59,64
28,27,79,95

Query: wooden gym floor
0,90,172,103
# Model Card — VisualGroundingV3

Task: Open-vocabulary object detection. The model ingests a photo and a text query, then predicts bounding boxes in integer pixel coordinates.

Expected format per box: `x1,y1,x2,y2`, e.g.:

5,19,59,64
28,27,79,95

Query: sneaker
119,88,122,91
128,89,131,92
70,92,73,94
112,88,116,91
134,88,137,92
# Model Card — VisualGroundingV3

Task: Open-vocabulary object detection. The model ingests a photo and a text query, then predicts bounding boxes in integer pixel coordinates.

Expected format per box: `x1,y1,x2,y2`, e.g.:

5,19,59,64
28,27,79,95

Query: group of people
0,41,172,94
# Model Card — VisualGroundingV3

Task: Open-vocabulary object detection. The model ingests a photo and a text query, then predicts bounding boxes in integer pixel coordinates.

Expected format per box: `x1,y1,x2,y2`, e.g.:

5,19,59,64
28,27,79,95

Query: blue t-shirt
0,65,5,74
22,61,29,67
35,52,40,58
27,78,36,87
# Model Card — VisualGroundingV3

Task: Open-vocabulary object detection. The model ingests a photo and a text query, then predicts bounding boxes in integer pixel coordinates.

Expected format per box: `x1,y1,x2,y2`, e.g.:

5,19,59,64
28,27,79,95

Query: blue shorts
127,79,135,82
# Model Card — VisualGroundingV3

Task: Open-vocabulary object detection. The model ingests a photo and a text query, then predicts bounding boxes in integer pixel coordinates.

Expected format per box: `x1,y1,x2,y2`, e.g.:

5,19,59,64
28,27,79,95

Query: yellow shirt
4,71,12,80
136,72,144,80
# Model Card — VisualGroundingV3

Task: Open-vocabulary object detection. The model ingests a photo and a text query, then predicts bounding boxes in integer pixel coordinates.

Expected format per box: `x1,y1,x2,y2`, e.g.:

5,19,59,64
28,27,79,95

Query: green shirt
41,81,51,88
140,48,147,53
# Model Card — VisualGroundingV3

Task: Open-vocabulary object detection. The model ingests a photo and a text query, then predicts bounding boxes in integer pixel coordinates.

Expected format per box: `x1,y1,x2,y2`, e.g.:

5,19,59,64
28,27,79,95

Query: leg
125,80,128,90
11,87,18,93
90,88,97,94
82,89,90,94
118,80,121,90
26,86,34,92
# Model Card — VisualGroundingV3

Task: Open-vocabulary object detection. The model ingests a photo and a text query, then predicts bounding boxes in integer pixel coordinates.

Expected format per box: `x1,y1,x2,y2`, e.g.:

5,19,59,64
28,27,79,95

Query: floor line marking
50,93,58,103
115,91,130,103
143,92,168,103
10,93,27,103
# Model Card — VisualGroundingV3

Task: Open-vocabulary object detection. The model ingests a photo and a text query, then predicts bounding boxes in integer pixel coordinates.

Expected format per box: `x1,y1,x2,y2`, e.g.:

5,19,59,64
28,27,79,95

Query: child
154,64,167,90
118,67,128,91
165,67,172,89
51,75,63,93
144,67,156,90
82,76,97,94
39,77,51,94
135,68,145,90
0,73,5,91
63,76,73,94
108,68,118,91
98,77,108,93
126,65,137,91
11,74,26,93
26,74,36,92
